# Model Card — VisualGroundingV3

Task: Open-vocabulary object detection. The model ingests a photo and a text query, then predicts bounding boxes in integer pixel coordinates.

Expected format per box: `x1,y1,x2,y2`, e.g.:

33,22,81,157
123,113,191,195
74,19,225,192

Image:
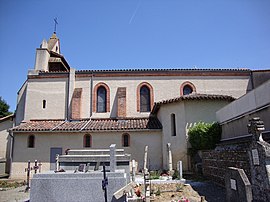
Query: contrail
129,0,141,24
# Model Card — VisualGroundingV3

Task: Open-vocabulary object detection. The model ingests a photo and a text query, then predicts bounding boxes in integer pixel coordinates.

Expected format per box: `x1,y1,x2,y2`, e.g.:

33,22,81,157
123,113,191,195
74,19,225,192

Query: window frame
93,82,110,113
180,81,196,96
97,86,107,113
140,85,151,112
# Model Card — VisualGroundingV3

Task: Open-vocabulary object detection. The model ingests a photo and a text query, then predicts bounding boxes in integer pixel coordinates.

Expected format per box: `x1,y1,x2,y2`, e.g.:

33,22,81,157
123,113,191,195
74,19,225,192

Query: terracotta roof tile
76,68,251,73
12,120,64,132
151,93,236,114
12,117,162,132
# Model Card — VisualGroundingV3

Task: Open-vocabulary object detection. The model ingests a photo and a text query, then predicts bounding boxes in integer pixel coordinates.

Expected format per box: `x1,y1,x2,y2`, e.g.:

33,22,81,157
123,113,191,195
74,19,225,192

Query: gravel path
0,186,29,202
188,180,226,202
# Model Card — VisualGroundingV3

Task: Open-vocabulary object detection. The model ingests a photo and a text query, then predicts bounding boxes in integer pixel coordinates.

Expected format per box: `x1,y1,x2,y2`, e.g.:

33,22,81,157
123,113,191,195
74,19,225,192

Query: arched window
84,134,92,148
93,83,110,113
180,81,196,96
122,133,130,147
171,114,176,136
28,135,35,148
137,82,154,112
97,86,107,112
140,86,151,112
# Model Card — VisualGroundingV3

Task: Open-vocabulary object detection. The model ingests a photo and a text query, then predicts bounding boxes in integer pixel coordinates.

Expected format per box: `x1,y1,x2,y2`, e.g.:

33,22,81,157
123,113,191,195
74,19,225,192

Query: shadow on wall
110,92,118,118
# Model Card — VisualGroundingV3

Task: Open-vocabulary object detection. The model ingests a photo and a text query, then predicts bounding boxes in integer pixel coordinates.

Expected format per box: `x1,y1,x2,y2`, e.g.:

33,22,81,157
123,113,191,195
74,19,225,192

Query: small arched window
183,85,193,95
28,135,35,148
140,86,150,112
122,133,130,147
97,86,107,112
171,114,176,136
180,81,196,96
84,134,92,148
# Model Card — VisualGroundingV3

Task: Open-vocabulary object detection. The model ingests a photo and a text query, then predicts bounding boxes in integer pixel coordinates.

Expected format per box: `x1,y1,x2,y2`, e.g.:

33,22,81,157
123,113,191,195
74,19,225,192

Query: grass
0,181,24,189
150,170,161,180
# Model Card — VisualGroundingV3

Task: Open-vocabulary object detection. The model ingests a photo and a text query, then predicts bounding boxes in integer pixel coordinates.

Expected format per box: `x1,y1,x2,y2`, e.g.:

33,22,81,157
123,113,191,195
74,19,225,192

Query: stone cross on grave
33,160,39,174
24,160,32,192
247,117,265,142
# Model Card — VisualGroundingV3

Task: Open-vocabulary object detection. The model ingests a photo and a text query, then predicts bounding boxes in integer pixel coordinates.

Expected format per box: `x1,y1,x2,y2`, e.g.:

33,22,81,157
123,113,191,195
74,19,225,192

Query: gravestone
110,144,116,172
143,146,148,172
30,171,128,202
225,167,252,202
167,143,173,172
94,161,100,171
78,164,85,172
30,144,130,202
177,161,183,180
85,163,90,173
247,117,270,201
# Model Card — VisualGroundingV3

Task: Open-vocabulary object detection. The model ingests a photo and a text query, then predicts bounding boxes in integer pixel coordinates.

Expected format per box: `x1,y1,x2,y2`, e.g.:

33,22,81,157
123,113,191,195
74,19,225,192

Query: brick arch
93,82,110,112
180,81,196,96
137,82,154,112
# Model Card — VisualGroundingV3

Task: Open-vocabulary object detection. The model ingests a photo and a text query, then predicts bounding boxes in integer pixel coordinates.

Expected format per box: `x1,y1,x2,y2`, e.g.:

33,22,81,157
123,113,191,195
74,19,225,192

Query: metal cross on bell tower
54,17,58,33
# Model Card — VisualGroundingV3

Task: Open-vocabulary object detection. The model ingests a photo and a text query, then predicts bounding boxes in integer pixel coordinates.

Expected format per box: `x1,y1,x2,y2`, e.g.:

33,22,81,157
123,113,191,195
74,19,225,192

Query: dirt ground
148,183,204,202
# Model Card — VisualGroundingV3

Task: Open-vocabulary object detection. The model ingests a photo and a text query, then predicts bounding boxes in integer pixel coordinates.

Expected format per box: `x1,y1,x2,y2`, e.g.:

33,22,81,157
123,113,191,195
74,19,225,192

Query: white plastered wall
157,99,232,171
0,119,13,158
91,75,250,118
24,78,68,121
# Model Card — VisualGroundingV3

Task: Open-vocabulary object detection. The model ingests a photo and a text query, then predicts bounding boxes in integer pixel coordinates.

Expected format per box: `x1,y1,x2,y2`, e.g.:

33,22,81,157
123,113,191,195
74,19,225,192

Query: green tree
0,96,12,118
188,121,221,152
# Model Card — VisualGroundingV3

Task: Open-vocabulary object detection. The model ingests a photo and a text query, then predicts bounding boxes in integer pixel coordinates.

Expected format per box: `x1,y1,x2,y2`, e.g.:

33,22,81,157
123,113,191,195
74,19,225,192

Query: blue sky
0,0,270,111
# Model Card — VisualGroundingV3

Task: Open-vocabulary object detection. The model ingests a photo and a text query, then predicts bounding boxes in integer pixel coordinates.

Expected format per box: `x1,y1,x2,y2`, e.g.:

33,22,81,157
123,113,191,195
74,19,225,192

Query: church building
8,33,260,179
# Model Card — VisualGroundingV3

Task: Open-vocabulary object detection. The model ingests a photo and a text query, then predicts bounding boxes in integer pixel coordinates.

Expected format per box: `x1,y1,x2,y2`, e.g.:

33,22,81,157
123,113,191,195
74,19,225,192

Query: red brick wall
117,87,126,118
71,88,82,119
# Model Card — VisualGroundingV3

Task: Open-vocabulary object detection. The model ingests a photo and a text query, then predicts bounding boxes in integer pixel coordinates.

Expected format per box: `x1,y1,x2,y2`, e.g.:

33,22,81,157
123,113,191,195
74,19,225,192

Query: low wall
202,141,251,186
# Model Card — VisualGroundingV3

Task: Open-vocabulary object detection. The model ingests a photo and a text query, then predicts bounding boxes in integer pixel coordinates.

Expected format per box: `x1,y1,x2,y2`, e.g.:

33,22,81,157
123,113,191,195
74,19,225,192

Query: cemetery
0,11,269,201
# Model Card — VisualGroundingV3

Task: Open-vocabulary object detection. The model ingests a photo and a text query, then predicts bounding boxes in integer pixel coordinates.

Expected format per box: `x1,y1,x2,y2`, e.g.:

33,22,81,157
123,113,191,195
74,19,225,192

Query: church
5,32,265,179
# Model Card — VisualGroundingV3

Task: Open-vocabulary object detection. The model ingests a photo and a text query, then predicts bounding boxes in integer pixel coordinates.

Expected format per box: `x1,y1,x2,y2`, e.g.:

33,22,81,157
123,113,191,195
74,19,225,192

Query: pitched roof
12,117,162,132
151,93,236,114
0,114,14,123
47,32,59,51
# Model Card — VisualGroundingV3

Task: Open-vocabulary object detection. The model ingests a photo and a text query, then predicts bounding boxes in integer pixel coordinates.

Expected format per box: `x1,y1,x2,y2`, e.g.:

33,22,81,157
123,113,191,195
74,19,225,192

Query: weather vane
54,18,58,33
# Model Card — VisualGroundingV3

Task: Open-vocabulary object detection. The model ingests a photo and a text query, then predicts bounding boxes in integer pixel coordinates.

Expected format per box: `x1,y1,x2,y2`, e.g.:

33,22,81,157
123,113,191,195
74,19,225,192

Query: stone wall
202,141,252,186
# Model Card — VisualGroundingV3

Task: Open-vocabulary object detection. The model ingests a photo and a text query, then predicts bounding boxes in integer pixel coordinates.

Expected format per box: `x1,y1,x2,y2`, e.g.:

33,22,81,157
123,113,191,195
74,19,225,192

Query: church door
50,147,62,170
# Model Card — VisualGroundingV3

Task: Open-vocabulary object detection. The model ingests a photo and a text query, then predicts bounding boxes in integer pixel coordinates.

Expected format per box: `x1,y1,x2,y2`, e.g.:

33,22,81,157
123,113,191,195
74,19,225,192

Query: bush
188,122,221,153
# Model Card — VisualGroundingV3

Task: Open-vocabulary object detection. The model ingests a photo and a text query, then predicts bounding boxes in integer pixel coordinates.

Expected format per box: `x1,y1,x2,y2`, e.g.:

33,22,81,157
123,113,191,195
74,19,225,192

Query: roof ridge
76,68,251,73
